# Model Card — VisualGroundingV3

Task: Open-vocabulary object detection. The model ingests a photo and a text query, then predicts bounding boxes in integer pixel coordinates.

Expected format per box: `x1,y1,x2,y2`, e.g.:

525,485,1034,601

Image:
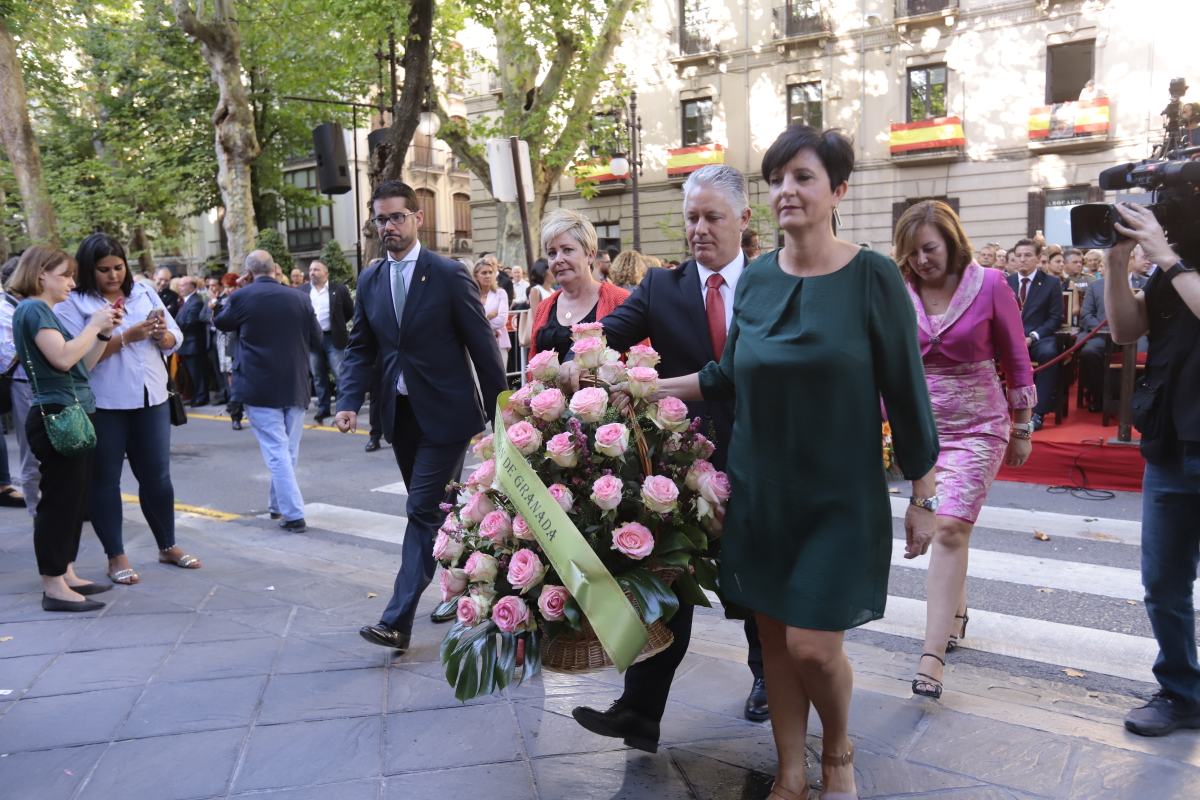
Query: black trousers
367,362,383,442
182,351,209,404
620,604,763,721
26,406,94,577
1030,336,1060,417
380,397,469,633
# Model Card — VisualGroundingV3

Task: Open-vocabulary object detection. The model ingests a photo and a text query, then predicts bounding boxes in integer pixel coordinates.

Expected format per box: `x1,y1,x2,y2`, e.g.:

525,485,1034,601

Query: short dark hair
605,247,619,261
75,233,133,297
1064,248,1082,259
761,126,855,190
1013,238,1041,255
1,256,19,287
741,229,758,247
370,179,418,211
529,258,549,287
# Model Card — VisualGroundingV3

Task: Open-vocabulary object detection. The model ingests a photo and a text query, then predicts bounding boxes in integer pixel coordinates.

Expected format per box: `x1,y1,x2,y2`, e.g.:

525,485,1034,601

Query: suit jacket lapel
679,261,715,359
373,260,401,347
399,251,431,340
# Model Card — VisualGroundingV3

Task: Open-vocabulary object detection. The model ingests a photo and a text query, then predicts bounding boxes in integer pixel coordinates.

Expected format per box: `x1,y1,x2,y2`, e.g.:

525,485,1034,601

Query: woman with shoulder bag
56,234,199,586
11,246,120,612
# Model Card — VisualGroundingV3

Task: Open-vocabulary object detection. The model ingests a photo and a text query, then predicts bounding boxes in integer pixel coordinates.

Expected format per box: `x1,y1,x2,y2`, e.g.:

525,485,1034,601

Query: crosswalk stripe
863,595,1157,684
372,481,408,495
267,503,407,545
888,496,1142,545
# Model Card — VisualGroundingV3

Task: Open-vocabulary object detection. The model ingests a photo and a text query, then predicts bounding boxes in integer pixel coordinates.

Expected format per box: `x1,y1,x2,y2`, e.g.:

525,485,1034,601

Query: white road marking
889,497,1142,545
260,503,407,545
371,481,408,495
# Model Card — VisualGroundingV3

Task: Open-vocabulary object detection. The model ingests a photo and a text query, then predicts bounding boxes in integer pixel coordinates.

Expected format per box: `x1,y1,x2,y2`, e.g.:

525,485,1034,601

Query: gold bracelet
1010,430,1032,440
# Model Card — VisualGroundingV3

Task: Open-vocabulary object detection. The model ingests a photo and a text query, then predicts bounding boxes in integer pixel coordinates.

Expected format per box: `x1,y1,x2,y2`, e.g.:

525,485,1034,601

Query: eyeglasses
371,211,417,229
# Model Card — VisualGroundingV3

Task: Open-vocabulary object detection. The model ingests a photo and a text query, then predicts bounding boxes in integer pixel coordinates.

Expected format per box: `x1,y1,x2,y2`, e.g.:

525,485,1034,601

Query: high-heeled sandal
819,742,858,799
769,780,809,800
912,652,945,700
946,610,969,652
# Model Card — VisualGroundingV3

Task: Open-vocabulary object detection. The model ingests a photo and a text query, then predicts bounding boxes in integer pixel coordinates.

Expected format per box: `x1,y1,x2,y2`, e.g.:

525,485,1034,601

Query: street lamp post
609,91,643,252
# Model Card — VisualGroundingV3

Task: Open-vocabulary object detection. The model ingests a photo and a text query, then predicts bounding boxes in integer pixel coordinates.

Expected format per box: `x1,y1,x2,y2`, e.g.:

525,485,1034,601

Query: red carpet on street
997,407,1144,493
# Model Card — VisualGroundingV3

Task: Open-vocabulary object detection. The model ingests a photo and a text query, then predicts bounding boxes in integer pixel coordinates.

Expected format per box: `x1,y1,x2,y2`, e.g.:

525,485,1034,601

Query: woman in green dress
653,127,940,800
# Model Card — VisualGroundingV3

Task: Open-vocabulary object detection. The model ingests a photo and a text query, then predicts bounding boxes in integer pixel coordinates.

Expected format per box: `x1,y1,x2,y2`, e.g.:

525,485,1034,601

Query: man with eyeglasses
335,180,507,653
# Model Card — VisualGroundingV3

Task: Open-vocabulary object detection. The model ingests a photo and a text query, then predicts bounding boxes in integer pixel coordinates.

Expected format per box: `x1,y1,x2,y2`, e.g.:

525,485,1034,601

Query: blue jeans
90,403,176,556
245,405,306,522
309,333,345,416
1142,454,1200,705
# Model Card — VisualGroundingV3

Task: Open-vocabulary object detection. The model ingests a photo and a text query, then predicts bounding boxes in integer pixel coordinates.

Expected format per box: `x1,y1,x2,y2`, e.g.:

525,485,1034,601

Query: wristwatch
1164,261,1196,282
910,495,940,513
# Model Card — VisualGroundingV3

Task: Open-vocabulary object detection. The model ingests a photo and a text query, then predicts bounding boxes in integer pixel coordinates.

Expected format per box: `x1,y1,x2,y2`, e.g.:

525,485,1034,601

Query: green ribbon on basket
492,395,647,671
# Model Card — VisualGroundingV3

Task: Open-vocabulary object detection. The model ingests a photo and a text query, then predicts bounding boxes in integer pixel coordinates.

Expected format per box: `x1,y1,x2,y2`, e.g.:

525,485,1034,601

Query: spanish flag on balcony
1028,98,1110,140
573,159,621,187
889,117,966,154
666,143,726,177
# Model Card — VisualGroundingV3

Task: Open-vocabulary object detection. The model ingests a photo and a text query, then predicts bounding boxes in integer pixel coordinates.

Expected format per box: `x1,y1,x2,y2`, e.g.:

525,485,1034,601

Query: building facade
465,0,1191,259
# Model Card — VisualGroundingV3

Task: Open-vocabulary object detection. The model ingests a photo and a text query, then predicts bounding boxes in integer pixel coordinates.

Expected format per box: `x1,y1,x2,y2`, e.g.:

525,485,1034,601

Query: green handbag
25,357,96,457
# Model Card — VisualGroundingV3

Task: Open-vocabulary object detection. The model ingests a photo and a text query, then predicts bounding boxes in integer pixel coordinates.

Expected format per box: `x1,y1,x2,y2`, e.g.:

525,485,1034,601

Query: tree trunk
174,1,260,271
378,0,435,184
129,225,155,274
0,184,10,262
495,196,546,271
0,19,58,247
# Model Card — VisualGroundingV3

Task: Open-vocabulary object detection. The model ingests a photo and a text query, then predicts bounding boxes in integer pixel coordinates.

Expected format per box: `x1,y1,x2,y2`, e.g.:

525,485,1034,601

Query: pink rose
697,469,731,505
571,336,605,369
530,387,567,421
506,421,543,456
507,548,546,593
663,433,683,453
479,509,513,543
690,434,716,459
464,551,498,583
457,593,491,626
432,529,464,563
611,521,655,560
507,383,537,417
626,344,661,369
650,396,689,432
545,432,581,468
501,408,520,428
466,458,496,489
548,483,574,513
512,515,535,541
491,595,530,633
627,366,659,399
570,322,605,340
459,491,496,526
685,460,716,491
526,350,560,382
641,475,680,514
594,422,630,458
568,387,608,423
471,434,494,460
439,567,468,601
537,584,570,621
597,355,627,386
590,474,624,512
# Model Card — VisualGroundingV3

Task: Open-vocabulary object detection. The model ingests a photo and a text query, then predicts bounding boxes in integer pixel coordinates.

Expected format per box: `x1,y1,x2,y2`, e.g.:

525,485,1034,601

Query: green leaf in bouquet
432,598,460,621
692,556,720,591
522,628,543,680
562,596,583,630
653,549,692,569
617,569,680,625
672,571,712,607
680,524,709,551
653,529,695,559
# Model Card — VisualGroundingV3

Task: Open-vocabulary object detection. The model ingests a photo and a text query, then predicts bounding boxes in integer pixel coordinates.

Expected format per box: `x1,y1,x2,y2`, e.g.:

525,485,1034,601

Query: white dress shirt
309,283,331,332
696,251,745,333
387,241,422,395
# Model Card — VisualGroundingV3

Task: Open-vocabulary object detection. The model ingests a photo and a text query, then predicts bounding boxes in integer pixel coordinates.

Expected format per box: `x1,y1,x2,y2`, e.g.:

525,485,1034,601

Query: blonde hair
608,250,647,287
540,208,598,257
892,200,973,282
9,246,75,298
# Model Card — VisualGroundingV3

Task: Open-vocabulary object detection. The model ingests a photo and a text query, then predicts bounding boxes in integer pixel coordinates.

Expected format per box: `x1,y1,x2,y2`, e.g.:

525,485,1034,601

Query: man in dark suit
1078,276,1108,411
298,260,354,424
215,250,322,531
175,275,212,406
1008,238,1063,429
155,267,181,317
335,180,507,653
569,165,767,754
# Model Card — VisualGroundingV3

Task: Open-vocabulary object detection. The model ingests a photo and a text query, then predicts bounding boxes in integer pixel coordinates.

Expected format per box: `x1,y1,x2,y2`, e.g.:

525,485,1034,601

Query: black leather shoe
1125,692,1200,737
269,512,282,520
314,413,329,426
364,439,381,452
430,606,457,623
71,582,113,597
280,518,307,532
571,702,659,753
744,677,769,722
232,419,243,430
42,593,105,612
359,623,410,651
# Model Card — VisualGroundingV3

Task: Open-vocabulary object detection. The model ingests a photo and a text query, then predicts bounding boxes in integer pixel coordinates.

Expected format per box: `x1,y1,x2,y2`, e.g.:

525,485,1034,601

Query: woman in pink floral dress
893,201,1036,699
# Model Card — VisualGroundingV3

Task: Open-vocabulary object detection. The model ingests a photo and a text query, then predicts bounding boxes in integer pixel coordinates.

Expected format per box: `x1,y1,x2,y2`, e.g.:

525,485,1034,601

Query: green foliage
440,621,541,703
616,568,679,626
319,238,355,288
254,228,293,271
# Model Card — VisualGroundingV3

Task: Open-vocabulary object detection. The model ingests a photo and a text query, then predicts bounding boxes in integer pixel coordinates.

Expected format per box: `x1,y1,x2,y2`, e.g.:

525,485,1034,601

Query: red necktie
706,273,726,359
1018,277,1030,309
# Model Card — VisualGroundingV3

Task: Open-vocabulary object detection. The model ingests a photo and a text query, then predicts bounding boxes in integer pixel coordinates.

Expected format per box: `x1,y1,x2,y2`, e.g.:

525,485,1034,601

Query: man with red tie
569,165,768,753
1007,238,1063,430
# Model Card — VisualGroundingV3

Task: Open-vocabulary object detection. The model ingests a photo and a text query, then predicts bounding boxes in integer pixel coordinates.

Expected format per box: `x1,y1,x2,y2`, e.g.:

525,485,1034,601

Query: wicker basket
542,591,675,674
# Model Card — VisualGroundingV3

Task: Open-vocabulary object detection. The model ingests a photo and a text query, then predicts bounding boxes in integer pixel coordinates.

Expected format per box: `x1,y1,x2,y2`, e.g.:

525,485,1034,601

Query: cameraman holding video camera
1106,201,1200,736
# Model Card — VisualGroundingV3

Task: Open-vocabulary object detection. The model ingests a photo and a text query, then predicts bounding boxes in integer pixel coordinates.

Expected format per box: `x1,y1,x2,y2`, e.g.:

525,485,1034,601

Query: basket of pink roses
434,324,730,701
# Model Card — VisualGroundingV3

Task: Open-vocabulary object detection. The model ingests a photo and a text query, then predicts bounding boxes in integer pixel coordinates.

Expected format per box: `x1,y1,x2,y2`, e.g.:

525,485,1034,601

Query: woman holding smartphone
56,234,198,585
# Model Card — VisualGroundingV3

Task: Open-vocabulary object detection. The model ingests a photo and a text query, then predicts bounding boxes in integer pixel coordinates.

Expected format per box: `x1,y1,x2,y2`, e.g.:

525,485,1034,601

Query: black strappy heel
946,610,969,652
912,653,945,699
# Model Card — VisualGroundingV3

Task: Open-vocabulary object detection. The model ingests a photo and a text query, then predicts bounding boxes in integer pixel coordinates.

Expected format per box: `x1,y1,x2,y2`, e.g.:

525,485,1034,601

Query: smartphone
148,308,165,321
112,296,125,311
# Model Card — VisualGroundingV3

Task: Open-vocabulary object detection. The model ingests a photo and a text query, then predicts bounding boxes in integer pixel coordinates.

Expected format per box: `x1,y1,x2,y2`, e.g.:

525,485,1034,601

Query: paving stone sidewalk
0,511,1197,800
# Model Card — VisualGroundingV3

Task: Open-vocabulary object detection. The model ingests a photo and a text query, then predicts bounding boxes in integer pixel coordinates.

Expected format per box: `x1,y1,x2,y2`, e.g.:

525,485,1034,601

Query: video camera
1071,78,1200,262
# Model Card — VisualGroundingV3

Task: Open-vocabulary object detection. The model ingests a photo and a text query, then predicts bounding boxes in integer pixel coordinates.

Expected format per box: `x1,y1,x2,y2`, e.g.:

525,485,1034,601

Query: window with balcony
416,188,437,250
787,82,823,128
595,221,621,256
453,192,472,245
775,1,826,39
1046,40,1094,104
897,0,954,16
682,98,713,146
892,196,959,227
907,64,947,122
411,131,438,168
284,167,333,252
679,0,712,55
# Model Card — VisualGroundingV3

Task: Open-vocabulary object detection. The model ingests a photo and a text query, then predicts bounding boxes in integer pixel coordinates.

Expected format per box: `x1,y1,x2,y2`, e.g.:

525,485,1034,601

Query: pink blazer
907,263,1037,409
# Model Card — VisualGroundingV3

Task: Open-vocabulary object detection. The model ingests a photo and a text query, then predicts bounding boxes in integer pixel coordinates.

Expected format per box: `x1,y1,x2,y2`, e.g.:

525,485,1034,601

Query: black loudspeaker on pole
313,123,352,195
